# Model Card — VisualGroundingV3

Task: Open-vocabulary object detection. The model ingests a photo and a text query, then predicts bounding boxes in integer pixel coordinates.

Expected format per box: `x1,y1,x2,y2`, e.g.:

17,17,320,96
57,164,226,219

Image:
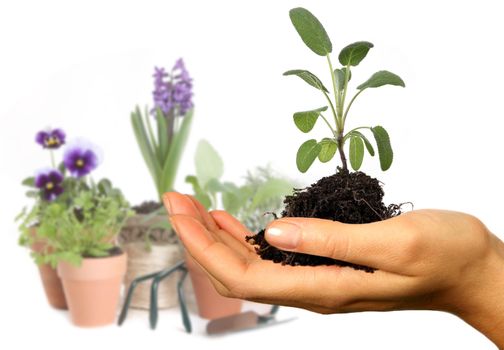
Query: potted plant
120,58,194,309
185,140,293,319
19,134,132,327
17,128,68,309
246,7,405,270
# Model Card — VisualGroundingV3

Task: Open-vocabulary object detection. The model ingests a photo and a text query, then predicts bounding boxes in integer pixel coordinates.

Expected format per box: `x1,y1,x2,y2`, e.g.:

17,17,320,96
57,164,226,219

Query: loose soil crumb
246,168,402,272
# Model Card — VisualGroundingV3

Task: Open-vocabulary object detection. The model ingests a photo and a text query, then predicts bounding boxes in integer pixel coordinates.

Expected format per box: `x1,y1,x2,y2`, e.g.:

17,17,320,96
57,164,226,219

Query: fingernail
163,193,173,215
265,220,301,250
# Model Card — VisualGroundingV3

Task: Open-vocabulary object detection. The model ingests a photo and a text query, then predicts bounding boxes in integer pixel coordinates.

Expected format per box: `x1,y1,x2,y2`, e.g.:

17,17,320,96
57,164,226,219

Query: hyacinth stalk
131,59,194,199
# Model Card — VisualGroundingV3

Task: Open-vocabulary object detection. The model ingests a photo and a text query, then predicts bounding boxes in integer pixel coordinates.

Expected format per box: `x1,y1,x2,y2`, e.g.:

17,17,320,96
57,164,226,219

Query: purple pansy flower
63,139,101,177
35,128,66,149
152,58,194,117
35,169,64,201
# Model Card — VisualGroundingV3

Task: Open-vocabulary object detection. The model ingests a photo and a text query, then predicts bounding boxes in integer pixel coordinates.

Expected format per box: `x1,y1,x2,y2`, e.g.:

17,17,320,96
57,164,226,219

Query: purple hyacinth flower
63,139,101,177
35,169,64,201
35,128,66,149
151,58,193,117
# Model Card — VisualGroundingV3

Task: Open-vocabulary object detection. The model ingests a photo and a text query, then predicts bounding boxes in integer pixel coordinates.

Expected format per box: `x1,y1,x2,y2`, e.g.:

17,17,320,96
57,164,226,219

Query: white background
0,0,502,348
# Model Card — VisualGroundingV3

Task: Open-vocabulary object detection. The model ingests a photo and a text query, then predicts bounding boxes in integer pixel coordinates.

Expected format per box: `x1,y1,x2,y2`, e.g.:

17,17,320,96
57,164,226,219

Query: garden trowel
206,305,295,335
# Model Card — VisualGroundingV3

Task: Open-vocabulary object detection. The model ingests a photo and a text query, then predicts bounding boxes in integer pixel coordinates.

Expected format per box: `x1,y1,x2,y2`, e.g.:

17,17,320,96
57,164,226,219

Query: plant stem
343,89,365,125
339,64,351,120
337,130,348,171
319,113,336,136
50,150,56,169
322,90,340,132
326,55,339,113
343,126,372,141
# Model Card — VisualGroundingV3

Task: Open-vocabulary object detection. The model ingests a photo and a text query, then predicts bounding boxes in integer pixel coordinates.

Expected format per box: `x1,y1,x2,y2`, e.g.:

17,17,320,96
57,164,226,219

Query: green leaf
349,136,365,170
58,162,66,176
206,178,225,194
318,138,337,163
131,107,162,193
296,139,321,173
97,179,112,195
371,126,393,171
22,177,35,187
160,109,194,195
25,190,39,198
194,139,224,189
293,106,327,133
334,67,351,91
350,130,375,156
251,179,293,209
289,7,332,56
357,70,405,90
221,183,246,214
338,41,374,66
283,70,329,92
185,175,212,209
155,107,170,165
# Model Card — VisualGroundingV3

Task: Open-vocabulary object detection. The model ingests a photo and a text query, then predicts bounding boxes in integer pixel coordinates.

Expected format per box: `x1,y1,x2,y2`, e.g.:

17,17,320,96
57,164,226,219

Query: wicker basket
119,215,183,309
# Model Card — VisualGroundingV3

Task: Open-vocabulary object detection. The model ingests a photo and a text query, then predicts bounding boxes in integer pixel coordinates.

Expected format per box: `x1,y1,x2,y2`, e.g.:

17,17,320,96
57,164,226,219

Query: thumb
265,217,406,270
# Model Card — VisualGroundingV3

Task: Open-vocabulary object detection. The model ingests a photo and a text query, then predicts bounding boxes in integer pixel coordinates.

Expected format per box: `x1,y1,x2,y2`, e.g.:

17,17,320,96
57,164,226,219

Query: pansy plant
286,8,405,173
17,129,131,266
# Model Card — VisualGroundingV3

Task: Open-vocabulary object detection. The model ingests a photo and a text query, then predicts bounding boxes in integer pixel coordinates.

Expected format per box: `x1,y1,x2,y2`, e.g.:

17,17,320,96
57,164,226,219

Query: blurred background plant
17,128,131,266
186,140,295,232
120,59,195,310
131,58,194,200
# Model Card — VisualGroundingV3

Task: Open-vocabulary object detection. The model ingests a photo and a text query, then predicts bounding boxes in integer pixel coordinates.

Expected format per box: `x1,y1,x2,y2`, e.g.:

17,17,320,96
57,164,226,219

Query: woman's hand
163,192,504,347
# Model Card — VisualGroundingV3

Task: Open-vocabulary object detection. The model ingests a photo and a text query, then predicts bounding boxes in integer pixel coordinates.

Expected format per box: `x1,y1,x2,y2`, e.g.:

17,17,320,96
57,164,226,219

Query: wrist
452,233,504,347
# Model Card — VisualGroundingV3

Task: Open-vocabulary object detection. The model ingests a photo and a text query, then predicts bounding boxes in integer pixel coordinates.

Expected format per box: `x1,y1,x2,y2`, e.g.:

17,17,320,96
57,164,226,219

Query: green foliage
131,106,193,199
296,139,322,173
293,106,328,133
371,126,393,171
338,41,374,66
357,70,405,90
186,141,294,232
17,177,132,267
349,136,364,170
195,139,224,189
318,138,338,163
285,7,405,173
289,7,332,56
335,67,351,90
283,70,329,92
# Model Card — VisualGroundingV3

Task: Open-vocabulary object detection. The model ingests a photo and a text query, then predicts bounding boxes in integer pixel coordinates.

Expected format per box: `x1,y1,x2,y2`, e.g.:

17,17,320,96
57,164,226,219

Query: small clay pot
30,231,67,310
37,263,68,309
185,253,242,319
58,252,127,327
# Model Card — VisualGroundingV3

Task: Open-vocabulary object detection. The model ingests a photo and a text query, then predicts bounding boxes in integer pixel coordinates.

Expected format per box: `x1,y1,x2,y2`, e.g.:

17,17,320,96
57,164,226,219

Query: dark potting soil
132,201,163,214
83,246,123,258
246,169,403,272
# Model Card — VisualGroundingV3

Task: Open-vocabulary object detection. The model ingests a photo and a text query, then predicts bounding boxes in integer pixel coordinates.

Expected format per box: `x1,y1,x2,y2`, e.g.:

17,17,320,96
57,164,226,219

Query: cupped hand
163,192,504,346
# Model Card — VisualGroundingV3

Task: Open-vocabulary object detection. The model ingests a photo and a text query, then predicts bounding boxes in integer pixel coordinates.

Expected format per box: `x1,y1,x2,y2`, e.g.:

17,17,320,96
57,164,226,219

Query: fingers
265,215,419,273
170,214,248,288
186,195,219,231
163,192,202,221
170,214,415,312
210,210,256,253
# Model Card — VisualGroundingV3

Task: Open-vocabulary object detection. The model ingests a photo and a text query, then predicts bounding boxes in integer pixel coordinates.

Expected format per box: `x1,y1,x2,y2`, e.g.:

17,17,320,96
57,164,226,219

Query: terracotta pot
185,253,242,319
58,252,127,327
30,231,68,310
